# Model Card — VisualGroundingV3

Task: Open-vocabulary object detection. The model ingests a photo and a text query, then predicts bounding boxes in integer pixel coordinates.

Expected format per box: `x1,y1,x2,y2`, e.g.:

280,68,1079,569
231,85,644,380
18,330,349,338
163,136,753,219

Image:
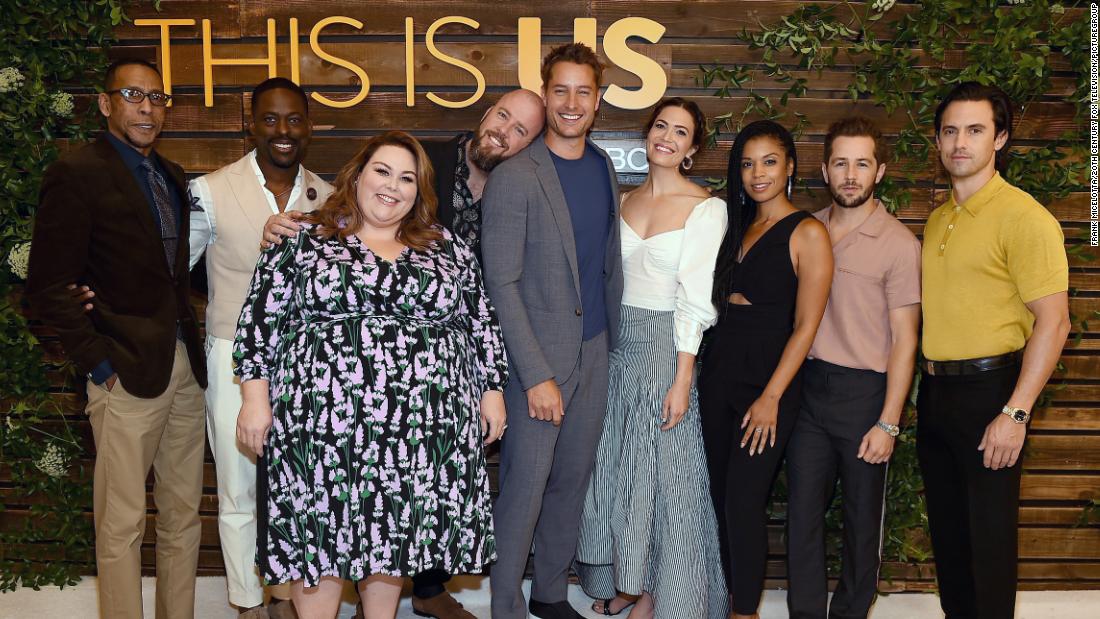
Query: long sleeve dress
576,197,729,618
233,223,507,587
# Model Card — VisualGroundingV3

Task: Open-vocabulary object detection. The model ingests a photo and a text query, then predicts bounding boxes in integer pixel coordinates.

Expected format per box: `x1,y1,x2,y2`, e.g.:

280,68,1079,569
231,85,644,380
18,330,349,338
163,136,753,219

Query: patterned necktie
139,159,178,275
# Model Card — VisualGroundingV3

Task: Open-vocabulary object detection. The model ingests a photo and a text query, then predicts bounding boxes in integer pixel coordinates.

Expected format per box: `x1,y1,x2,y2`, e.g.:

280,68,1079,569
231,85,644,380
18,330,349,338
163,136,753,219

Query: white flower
50,92,74,118
872,0,896,12
0,66,25,93
34,443,69,479
7,242,30,280
1007,0,1027,4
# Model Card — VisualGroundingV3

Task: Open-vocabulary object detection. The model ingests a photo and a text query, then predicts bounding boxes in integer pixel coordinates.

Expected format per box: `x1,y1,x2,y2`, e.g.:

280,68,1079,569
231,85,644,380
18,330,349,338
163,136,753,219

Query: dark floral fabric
233,223,507,586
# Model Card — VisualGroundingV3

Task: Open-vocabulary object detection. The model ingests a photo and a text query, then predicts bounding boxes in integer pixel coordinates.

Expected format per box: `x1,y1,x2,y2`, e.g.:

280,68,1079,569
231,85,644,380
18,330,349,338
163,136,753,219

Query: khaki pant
86,341,205,619
204,335,291,607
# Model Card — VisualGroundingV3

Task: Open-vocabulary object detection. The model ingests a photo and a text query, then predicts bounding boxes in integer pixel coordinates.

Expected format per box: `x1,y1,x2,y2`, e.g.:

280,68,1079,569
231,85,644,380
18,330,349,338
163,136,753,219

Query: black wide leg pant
917,364,1023,619
786,359,889,619
699,306,802,615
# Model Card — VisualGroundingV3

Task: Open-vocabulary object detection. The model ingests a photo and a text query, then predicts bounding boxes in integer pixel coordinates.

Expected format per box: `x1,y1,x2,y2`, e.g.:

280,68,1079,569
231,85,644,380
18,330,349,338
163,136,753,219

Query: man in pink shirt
785,117,922,619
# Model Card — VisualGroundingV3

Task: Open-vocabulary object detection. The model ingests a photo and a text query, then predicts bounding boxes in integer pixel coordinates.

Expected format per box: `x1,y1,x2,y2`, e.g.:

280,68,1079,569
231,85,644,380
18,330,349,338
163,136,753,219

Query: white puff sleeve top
619,196,728,355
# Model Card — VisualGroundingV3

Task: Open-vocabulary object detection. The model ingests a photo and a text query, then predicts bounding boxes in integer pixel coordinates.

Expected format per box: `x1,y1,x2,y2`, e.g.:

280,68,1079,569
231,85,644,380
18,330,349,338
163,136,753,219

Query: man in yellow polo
919,82,1070,619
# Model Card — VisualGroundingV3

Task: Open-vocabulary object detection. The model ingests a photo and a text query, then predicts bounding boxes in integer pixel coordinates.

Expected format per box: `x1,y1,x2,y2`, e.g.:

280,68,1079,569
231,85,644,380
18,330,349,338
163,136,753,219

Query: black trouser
699,309,802,615
917,364,1023,619
786,360,888,619
412,569,450,599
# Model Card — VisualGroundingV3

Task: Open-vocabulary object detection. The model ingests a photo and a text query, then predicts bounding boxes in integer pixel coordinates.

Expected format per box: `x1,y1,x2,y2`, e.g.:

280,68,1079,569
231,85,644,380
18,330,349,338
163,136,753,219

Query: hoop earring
786,176,793,200
680,156,694,171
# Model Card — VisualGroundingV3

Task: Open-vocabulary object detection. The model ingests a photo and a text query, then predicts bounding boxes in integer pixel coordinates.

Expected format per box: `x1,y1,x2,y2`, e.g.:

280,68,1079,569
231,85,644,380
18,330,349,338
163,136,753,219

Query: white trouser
205,336,289,607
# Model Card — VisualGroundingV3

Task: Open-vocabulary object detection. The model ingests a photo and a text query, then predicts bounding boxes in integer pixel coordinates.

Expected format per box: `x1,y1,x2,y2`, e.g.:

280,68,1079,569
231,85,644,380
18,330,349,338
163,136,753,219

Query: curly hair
307,131,441,251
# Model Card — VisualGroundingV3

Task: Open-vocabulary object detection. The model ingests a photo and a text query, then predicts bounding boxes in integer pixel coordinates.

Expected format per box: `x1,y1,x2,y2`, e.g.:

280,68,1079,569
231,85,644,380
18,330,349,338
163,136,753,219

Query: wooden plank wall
8,0,1098,591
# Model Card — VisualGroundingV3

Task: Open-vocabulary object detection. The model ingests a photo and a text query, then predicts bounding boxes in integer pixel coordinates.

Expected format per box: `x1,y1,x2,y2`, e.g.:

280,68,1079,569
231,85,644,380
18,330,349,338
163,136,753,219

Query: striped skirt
576,305,728,619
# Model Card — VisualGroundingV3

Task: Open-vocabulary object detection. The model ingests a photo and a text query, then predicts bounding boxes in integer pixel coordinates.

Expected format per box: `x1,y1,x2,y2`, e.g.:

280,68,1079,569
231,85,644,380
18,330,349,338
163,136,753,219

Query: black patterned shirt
450,132,481,257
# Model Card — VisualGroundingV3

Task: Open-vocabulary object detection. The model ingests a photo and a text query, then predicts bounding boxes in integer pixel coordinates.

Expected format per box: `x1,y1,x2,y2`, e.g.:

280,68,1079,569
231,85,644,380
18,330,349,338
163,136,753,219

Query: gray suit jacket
481,135,623,391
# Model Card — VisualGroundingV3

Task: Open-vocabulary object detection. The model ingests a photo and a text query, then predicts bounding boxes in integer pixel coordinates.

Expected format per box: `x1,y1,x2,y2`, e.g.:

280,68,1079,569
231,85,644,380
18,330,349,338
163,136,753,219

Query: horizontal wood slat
9,0,1094,590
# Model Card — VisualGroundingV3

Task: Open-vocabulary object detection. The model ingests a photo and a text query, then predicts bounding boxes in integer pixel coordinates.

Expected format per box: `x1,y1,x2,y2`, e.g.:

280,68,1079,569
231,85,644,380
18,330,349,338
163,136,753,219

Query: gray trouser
491,331,610,619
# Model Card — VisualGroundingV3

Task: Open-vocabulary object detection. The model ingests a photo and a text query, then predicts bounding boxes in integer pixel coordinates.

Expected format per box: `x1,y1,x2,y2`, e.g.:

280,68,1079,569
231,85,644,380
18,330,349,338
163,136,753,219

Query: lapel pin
307,187,317,200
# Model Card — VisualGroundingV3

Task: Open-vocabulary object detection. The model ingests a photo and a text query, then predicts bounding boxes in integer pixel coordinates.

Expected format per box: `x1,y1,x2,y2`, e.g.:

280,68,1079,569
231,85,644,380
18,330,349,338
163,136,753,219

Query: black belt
923,350,1022,377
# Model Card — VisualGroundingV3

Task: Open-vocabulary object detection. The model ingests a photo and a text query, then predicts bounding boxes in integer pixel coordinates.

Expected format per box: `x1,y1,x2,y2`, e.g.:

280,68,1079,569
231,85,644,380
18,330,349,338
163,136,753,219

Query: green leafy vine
0,0,138,591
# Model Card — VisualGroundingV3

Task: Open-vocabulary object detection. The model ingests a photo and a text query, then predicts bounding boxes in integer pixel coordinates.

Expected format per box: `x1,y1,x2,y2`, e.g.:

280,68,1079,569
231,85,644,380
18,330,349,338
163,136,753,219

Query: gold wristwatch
1002,405,1030,424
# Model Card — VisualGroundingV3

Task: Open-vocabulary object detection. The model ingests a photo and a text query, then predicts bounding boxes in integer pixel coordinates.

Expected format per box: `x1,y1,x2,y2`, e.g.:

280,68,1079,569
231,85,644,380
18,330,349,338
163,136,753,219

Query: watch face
1013,410,1028,422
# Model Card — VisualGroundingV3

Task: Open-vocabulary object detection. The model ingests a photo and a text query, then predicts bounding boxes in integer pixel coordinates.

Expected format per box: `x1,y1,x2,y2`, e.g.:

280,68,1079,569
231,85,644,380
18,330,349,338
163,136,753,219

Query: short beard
469,134,506,172
829,182,876,209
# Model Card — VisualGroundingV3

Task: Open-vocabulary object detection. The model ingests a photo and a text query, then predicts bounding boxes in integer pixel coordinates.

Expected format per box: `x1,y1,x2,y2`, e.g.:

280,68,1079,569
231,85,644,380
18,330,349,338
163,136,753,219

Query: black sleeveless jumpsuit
698,210,811,615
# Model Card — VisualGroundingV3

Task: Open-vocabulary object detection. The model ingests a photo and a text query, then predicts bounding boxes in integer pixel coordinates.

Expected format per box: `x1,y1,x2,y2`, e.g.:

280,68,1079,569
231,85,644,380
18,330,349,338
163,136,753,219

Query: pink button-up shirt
809,202,921,373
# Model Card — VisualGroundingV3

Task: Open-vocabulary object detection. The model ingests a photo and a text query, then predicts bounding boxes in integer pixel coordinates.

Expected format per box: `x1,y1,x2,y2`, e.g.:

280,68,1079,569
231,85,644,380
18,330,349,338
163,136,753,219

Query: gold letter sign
135,15,668,109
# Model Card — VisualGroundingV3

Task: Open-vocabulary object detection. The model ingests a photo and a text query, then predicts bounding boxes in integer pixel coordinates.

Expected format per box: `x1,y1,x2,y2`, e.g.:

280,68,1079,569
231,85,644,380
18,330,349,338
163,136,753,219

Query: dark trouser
491,331,611,619
786,360,888,619
699,386,799,615
699,306,802,616
412,569,450,599
917,364,1023,619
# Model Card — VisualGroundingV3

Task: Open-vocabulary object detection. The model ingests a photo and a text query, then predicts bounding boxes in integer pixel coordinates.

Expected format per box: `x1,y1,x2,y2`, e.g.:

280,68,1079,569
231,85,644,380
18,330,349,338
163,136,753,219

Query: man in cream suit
189,77,331,618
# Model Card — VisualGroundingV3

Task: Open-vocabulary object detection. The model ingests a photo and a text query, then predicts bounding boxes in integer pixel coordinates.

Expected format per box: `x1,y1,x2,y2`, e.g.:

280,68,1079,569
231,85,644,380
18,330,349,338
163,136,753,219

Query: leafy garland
0,0,136,591
698,0,1089,579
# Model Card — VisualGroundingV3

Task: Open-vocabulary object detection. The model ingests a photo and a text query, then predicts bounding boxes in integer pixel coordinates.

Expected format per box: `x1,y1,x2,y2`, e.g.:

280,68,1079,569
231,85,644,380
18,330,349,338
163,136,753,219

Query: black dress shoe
528,599,584,619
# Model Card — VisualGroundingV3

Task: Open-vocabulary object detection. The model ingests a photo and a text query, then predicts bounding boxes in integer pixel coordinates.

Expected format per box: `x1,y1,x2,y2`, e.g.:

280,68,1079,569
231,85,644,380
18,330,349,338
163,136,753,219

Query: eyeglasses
106,87,172,107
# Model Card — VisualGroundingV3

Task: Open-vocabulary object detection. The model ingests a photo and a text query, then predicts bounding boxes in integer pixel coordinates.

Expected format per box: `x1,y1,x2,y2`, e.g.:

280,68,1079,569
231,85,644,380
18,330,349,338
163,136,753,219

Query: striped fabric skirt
576,305,728,618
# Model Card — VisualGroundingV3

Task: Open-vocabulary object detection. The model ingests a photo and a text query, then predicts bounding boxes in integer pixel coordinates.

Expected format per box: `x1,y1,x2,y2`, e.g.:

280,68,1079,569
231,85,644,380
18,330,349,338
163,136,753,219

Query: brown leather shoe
411,591,476,619
267,598,298,619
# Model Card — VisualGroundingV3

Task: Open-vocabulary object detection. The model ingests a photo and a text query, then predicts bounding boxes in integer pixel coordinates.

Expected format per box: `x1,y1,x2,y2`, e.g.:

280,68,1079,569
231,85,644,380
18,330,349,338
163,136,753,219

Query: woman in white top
576,98,729,619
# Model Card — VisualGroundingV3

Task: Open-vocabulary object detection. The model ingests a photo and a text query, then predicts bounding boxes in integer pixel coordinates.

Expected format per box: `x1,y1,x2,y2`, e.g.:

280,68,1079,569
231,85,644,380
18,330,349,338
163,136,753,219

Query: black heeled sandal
592,597,636,616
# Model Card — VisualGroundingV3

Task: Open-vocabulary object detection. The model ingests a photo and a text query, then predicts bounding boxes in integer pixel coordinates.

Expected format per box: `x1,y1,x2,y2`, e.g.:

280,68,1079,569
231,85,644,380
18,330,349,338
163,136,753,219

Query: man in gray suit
482,43,623,619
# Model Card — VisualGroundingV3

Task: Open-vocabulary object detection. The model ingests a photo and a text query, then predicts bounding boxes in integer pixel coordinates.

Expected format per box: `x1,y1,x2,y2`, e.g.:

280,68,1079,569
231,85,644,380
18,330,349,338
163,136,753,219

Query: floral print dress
233,223,507,586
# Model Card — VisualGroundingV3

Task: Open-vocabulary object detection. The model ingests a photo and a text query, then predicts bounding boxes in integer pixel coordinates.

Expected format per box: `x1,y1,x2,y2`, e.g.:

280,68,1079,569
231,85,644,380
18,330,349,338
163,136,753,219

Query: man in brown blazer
26,59,206,619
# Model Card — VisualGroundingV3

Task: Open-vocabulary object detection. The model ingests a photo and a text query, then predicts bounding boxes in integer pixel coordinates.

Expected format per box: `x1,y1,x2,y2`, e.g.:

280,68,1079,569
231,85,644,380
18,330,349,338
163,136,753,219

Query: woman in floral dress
233,131,508,619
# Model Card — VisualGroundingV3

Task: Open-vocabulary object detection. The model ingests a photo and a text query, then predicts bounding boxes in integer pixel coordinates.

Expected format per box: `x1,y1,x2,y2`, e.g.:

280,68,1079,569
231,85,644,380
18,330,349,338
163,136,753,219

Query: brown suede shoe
267,598,298,619
411,591,476,619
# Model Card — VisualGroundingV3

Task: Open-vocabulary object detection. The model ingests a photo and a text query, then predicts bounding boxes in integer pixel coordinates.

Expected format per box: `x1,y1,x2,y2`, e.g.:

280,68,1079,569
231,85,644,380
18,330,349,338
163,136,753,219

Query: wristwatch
1002,405,1030,424
875,420,900,437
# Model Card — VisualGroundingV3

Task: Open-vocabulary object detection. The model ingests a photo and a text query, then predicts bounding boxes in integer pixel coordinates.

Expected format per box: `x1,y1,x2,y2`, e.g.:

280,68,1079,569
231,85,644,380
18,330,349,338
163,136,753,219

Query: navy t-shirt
549,145,612,341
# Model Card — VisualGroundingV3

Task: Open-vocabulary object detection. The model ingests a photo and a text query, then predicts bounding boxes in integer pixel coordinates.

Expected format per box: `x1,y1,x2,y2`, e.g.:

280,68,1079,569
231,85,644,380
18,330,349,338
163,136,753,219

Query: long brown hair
307,131,441,251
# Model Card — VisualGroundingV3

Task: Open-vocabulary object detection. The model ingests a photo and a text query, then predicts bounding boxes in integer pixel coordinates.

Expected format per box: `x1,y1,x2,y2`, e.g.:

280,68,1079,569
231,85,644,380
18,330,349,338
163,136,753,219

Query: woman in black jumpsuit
698,120,833,618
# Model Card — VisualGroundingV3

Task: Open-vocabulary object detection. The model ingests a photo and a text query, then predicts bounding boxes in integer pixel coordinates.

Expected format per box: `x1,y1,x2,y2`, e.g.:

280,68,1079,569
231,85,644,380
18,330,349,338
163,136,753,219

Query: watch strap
875,420,900,437
1001,405,1030,424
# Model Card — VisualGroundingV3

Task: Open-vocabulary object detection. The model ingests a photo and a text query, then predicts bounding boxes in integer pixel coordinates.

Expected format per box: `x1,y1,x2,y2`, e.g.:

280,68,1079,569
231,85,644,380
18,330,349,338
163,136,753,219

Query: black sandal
592,597,636,616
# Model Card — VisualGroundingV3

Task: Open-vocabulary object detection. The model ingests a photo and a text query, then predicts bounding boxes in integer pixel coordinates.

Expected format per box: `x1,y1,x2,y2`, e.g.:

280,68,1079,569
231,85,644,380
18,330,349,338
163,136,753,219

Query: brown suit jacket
26,135,206,398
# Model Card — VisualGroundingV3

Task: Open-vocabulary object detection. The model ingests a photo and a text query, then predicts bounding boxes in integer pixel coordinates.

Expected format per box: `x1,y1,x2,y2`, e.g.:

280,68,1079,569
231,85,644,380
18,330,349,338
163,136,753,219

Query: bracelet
876,420,900,437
